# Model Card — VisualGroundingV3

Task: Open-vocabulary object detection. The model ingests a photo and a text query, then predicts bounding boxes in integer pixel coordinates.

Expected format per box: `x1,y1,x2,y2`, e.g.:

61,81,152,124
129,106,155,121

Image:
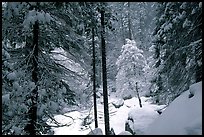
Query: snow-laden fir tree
105,2,156,95
1,2,95,135
115,39,147,100
143,44,158,97
2,2,114,135
2,3,72,134
151,2,202,104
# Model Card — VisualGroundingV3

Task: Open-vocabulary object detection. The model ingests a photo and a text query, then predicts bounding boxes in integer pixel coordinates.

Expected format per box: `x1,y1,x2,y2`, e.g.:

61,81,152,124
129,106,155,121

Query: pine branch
163,39,202,66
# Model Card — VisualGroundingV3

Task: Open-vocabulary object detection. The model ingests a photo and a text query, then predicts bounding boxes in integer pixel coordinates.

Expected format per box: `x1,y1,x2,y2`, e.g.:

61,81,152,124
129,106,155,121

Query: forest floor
47,95,165,135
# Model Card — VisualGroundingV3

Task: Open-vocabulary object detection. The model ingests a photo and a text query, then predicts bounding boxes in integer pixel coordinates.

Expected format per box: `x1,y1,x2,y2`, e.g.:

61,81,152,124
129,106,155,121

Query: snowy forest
2,2,202,135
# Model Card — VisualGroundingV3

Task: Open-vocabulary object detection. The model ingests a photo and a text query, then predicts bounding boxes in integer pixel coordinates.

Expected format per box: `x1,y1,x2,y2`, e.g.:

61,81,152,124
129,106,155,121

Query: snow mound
112,99,124,108
144,81,202,135
117,131,132,135
87,128,103,135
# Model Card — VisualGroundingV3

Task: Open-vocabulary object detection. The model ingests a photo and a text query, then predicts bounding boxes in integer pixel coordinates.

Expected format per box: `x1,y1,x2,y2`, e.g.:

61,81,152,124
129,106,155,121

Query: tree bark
135,82,142,108
120,3,126,45
128,2,132,40
25,21,39,135
101,5,110,135
92,27,98,128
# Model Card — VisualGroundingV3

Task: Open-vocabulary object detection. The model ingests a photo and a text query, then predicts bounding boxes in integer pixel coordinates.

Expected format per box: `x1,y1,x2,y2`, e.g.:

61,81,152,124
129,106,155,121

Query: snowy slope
46,81,202,135
47,96,165,135
144,81,202,135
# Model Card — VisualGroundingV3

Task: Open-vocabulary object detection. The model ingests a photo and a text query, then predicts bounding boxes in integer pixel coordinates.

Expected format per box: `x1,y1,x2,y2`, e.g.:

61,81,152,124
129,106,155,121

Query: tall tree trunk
128,2,132,40
120,3,126,45
25,21,39,135
101,5,110,135
120,16,126,45
92,27,98,128
138,3,144,50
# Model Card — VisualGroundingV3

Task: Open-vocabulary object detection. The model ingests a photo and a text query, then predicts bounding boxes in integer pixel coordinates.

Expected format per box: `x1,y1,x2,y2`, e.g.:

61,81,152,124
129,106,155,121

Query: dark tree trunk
101,6,110,135
135,82,142,108
128,2,132,40
120,3,126,45
92,27,98,128
24,21,39,135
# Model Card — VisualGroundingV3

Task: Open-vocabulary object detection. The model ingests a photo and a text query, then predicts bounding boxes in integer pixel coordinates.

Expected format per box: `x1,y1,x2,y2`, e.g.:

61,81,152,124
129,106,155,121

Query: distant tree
110,2,156,52
143,44,157,97
116,39,147,100
105,2,156,92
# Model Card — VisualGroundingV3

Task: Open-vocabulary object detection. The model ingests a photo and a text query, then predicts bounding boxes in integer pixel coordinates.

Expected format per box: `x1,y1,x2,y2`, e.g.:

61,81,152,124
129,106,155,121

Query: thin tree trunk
135,82,142,108
120,16,126,45
138,3,143,49
92,27,98,128
25,21,39,135
120,3,126,45
101,5,110,135
128,2,132,40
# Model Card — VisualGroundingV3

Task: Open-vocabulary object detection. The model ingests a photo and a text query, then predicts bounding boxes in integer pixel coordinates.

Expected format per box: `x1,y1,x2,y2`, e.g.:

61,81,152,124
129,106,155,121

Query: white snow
87,128,103,135
144,81,202,135
47,96,165,135
28,81,36,90
38,104,46,116
118,131,132,135
11,126,22,135
115,39,147,99
183,19,191,28
45,13,52,23
13,81,20,90
2,94,10,104
23,8,53,30
180,2,187,9
199,2,202,8
7,72,17,81
111,98,124,108
46,81,202,135
191,8,196,15
163,23,173,32
49,101,59,112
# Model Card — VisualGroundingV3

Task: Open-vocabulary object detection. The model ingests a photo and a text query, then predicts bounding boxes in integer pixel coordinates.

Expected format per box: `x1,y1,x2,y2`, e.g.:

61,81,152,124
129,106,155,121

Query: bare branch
44,111,74,128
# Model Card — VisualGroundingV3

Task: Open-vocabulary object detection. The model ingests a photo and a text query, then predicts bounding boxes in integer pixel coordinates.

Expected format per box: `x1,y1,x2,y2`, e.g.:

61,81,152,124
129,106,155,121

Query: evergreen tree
116,39,147,100
2,2,95,134
152,2,202,104
105,2,156,92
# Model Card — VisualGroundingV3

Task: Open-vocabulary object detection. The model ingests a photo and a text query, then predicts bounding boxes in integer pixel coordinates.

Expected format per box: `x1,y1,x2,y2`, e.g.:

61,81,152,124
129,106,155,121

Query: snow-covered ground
46,81,202,135
47,96,165,135
144,81,202,135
